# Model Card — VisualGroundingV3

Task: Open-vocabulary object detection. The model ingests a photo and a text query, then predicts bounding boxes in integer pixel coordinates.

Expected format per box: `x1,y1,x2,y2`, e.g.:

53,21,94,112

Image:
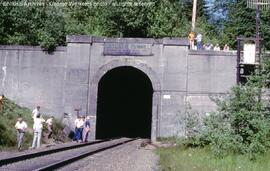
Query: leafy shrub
185,57,270,159
42,115,68,143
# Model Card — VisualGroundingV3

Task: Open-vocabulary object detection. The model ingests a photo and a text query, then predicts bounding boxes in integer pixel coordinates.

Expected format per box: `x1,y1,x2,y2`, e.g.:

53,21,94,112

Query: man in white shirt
32,106,40,119
73,115,85,142
15,116,28,150
31,114,45,149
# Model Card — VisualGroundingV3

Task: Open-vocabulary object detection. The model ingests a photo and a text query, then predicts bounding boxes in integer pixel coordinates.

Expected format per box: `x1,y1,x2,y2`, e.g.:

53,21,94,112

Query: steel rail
34,138,137,171
0,139,111,167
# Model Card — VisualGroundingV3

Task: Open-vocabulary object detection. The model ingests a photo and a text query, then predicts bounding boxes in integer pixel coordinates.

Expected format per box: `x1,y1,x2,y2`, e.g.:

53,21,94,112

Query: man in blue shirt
196,33,202,50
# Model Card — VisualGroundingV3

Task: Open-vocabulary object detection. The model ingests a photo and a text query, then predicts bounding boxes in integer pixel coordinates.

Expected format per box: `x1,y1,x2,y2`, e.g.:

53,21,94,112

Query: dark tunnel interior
96,66,153,139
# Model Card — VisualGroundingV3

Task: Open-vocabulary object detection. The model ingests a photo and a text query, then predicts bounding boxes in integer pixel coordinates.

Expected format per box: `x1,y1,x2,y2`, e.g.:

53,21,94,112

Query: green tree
222,0,255,48
147,0,189,38
212,0,270,49
0,0,218,49
0,0,66,50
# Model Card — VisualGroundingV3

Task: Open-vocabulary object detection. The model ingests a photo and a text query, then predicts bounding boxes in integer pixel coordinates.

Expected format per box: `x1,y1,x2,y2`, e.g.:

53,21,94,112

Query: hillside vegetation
0,98,66,150
0,98,33,148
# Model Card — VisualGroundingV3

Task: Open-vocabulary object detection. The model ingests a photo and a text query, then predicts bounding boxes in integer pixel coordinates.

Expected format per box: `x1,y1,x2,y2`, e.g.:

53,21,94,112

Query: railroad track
0,138,136,171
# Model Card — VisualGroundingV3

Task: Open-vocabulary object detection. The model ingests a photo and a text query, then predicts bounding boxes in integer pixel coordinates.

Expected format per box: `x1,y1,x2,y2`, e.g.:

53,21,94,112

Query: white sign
243,44,256,64
163,95,171,99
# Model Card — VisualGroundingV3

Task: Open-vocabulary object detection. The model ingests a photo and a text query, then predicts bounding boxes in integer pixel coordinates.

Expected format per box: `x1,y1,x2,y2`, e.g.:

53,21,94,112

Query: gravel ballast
58,139,158,171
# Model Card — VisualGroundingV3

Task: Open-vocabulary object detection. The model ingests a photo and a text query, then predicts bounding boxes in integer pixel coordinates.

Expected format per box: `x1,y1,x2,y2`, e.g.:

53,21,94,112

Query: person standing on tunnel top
196,33,202,50
223,44,230,51
188,31,195,50
15,115,28,151
214,44,221,51
32,106,40,119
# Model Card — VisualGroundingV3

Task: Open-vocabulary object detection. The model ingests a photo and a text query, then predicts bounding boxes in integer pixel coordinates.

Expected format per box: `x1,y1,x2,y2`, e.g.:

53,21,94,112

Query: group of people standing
188,31,202,50
14,106,54,150
188,32,230,51
204,43,230,51
73,115,91,143
14,105,92,151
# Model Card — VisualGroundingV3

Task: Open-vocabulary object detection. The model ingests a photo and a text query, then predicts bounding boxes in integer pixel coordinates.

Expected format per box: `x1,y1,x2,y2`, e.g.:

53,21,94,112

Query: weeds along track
0,138,136,171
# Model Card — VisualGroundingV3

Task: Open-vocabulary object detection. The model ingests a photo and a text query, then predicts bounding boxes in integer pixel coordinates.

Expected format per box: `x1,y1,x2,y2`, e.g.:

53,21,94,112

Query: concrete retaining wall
0,36,237,139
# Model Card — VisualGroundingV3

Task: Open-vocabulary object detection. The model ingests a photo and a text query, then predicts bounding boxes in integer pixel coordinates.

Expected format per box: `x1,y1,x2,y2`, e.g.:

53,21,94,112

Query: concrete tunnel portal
96,66,153,139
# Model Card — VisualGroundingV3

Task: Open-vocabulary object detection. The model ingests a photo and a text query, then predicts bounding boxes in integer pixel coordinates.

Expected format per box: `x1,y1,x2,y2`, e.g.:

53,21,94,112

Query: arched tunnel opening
96,66,153,139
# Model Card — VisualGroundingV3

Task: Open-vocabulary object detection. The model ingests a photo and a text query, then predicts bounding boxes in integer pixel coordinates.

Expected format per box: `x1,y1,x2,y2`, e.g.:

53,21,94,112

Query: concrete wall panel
159,92,186,137
0,47,67,116
188,51,237,93
0,37,238,140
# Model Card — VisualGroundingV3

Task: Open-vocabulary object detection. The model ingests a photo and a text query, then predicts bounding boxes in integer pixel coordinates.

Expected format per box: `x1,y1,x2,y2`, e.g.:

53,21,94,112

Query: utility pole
192,0,197,31
247,0,270,63
255,0,260,53
247,0,270,52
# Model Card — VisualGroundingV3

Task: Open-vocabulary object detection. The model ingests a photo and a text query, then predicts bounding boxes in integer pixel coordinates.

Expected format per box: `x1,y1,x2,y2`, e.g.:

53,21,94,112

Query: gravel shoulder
58,139,159,171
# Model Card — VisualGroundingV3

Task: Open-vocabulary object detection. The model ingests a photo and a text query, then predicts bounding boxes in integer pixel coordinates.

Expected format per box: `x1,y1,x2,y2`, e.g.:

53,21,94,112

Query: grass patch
157,137,180,144
157,146,270,171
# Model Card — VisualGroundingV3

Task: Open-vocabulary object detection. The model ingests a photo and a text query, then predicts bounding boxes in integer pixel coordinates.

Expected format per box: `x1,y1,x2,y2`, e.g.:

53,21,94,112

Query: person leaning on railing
223,44,230,51
188,32,195,50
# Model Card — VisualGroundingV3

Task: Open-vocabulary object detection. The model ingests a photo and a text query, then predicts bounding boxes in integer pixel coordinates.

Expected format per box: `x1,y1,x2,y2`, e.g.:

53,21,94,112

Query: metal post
191,0,197,31
255,0,260,54
237,38,241,85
